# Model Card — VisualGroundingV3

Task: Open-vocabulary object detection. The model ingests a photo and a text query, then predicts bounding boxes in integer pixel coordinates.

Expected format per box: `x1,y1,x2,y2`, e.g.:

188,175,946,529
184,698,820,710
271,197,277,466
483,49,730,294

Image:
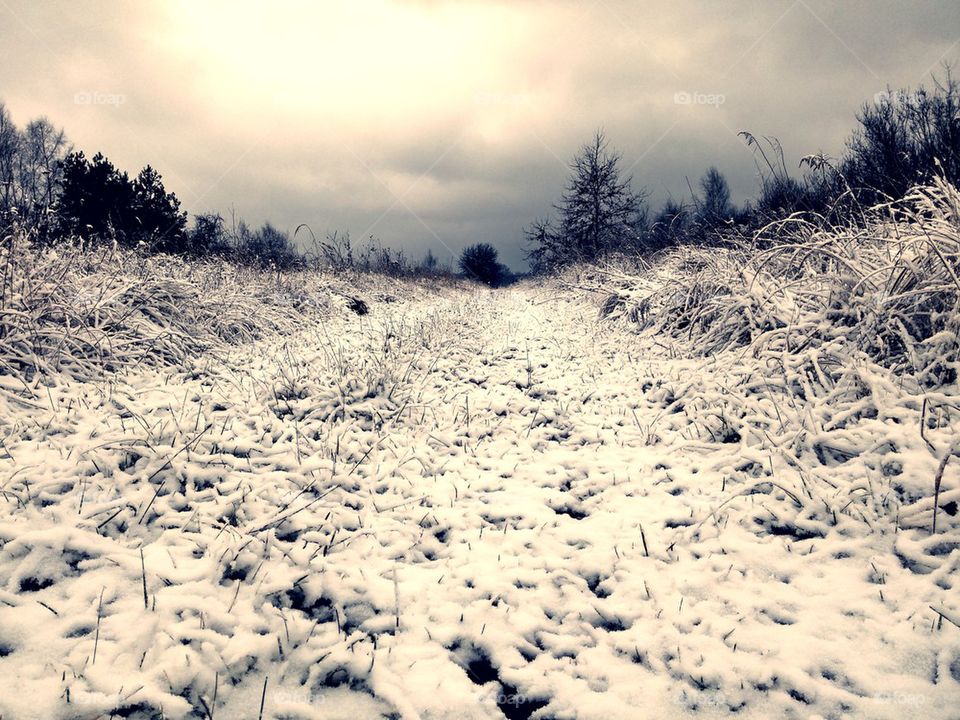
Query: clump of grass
602,178,960,387
0,235,297,382
0,231,435,386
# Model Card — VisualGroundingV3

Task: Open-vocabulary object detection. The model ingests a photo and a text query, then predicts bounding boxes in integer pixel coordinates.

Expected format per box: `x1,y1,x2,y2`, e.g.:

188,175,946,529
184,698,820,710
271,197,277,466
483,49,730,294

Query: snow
0,271,958,719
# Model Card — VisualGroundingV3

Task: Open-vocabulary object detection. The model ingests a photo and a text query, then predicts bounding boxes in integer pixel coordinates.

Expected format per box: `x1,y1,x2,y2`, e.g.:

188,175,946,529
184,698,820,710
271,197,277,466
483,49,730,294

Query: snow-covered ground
1,277,958,719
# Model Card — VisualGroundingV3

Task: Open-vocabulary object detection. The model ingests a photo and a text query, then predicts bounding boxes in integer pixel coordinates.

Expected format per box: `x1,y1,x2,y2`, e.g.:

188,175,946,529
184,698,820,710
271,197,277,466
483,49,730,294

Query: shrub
188,213,231,256
235,222,301,270
459,243,505,286
303,229,448,278
739,134,837,223
844,71,960,205
648,200,691,250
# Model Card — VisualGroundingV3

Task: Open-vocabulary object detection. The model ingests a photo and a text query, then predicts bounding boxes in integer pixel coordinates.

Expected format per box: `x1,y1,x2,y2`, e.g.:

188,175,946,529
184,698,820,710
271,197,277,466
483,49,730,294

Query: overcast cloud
1,0,958,268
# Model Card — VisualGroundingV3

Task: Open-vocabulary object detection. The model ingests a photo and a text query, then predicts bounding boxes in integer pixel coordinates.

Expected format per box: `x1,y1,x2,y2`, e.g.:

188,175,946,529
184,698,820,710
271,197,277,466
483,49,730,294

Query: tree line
0,107,312,270
0,105,481,279
3,68,957,281
525,69,960,271
0,102,505,284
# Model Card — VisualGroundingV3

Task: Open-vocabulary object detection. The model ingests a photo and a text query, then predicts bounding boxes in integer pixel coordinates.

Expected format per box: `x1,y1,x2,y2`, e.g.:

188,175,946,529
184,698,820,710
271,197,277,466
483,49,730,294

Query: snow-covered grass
1,193,959,719
595,178,960,385
0,235,454,385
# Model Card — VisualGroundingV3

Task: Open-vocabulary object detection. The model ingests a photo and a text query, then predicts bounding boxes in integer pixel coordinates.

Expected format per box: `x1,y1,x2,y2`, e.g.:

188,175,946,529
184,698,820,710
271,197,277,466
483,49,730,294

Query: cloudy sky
1,1,958,268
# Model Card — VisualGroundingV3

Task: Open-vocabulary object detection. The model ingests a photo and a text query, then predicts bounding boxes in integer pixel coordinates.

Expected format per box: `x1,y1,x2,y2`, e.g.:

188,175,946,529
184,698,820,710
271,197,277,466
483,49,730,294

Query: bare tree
0,103,19,220
16,117,69,225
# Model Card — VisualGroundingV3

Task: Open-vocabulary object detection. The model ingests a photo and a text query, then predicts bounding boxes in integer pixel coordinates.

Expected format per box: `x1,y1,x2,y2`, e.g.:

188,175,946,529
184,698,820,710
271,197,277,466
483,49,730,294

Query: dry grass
596,178,960,388
0,233,460,386
579,180,960,541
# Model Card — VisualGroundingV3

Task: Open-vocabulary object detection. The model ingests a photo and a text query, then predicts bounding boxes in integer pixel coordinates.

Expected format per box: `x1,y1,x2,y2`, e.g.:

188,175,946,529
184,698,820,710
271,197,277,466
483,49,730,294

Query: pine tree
132,165,187,252
56,151,135,242
697,167,733,228
526,131,645,270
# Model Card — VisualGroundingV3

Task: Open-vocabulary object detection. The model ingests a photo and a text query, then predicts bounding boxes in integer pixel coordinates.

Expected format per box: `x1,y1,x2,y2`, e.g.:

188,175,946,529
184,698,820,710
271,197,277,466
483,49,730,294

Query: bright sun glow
160,1,534,133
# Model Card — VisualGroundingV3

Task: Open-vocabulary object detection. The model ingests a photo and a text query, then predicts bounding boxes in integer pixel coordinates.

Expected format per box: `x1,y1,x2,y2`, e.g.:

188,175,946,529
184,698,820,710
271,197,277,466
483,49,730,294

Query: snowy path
1,285,958,719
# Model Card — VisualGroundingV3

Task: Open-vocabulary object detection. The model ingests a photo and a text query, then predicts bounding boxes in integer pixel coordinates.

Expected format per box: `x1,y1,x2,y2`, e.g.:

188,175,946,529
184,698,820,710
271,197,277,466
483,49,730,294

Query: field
1,186,960,719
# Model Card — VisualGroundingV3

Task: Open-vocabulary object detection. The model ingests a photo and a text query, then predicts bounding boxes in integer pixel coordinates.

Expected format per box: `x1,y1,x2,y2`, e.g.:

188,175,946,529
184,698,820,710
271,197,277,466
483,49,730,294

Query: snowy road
1,284,958,719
